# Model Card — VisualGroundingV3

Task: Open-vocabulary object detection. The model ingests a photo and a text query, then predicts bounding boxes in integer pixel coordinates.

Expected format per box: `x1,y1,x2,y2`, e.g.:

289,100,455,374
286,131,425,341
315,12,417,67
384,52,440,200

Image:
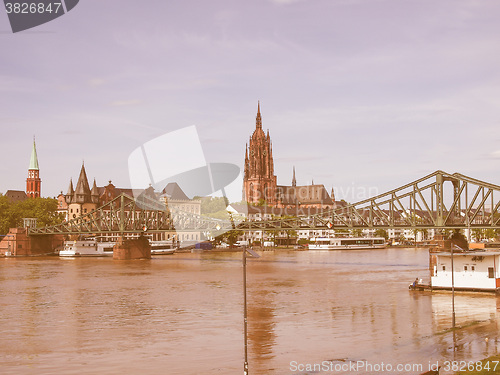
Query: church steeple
26,137,41,198
256,101,262,130
29,137,39,171
244,102,277,205
73,163,92,204
66,179,74,204
292,166,296,187
91,178,100,204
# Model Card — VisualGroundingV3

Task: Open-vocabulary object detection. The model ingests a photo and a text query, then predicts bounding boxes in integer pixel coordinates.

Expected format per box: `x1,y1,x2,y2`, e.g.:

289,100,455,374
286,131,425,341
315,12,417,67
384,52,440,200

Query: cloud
270,0,303,4
89,78,105,87
490,150,500,159
110,99,142,107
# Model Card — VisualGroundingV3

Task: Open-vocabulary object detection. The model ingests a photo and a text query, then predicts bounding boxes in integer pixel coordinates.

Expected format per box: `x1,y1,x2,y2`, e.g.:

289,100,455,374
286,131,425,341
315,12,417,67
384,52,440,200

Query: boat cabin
431,251,500,292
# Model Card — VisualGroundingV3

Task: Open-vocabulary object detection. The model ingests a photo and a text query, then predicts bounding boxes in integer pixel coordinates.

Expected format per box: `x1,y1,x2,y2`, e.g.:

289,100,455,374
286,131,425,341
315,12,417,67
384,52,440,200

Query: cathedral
243,103,334,210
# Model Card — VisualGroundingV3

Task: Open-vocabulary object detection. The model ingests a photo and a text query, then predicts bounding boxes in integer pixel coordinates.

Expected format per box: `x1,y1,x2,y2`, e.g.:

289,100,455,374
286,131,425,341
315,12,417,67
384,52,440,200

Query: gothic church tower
26,138,41,198
243,102,277,205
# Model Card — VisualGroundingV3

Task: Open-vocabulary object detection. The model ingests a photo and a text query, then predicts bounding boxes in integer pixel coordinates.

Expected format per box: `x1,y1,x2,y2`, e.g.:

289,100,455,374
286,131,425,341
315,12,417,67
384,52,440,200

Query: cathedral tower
26,138,41,198
243,102,277,205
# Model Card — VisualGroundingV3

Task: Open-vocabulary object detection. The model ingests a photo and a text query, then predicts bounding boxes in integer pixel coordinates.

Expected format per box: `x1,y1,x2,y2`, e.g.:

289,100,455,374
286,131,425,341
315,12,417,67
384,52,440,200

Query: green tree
0,196,64,235
351,228,363,237
196,196,229,215
374,228,388,240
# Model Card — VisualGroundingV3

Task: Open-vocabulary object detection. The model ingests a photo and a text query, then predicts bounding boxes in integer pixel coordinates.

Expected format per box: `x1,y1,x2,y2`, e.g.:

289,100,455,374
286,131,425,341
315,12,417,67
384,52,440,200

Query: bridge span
26,170,500,237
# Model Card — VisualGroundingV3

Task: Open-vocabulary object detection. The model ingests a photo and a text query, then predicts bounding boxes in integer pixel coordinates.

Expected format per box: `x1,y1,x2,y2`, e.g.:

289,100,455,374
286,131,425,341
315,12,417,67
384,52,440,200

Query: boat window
488,267,494,278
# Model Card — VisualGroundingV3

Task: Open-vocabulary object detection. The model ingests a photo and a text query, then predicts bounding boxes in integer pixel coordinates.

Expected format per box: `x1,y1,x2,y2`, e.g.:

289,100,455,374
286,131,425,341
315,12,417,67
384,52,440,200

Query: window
488,267,494,278
471,265,475,271
442,265,446,271
464,265,468,271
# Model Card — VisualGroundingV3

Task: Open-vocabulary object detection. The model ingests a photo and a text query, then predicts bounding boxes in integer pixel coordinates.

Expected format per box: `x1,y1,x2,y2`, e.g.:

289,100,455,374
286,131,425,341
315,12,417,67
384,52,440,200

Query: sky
1,0,500,203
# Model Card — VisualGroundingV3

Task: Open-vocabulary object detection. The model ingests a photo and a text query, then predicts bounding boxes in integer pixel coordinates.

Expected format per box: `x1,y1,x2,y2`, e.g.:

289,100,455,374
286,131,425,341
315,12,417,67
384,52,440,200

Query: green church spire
29,137,39,171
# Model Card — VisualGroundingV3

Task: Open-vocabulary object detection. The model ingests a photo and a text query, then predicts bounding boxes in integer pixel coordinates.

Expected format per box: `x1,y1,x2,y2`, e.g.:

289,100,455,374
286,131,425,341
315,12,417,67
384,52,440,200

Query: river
0,248,499,374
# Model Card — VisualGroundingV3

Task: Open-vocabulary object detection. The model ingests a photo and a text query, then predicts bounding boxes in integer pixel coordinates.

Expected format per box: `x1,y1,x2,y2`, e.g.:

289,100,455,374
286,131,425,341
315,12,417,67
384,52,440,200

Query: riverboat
59,239,114,257
430,250,500,292
309,237,386,250
150,241,176,255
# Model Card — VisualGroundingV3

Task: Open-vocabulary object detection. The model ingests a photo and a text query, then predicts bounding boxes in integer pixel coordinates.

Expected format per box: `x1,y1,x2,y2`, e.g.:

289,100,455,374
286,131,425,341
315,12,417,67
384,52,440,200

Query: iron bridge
28,170,500,236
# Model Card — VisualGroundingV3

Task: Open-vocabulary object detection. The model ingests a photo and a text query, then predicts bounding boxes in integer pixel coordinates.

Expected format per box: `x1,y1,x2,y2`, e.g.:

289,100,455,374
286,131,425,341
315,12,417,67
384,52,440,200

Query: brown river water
1,248,499,375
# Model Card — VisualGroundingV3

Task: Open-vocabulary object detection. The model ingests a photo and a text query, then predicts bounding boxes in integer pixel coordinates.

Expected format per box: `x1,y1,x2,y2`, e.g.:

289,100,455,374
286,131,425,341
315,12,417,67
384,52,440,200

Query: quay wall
0,228,63,256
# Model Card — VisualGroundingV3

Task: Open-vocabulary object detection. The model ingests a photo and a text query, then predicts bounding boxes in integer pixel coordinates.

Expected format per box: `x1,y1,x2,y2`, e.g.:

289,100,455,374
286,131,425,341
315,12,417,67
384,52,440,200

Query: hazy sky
1,0,500,202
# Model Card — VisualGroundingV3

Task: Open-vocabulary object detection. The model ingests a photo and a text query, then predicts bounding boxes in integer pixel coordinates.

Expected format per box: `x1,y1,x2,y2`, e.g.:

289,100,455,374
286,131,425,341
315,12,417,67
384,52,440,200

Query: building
64,163,99,220
243,102,277,206
58,165,202,246
162,182,201,216
243,103,334,210
2,138,41,202
5,190,27,203
26,138,41,198
228,203,331,245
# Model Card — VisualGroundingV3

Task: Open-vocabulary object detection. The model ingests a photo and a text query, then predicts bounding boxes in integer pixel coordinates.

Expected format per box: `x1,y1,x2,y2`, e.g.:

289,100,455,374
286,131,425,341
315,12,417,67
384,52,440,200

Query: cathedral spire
256,101,262,130
292,166,296,187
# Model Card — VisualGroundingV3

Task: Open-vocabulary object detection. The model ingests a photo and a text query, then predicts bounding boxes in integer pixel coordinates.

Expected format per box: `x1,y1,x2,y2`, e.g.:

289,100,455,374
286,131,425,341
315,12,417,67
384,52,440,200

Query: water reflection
0,249,499,375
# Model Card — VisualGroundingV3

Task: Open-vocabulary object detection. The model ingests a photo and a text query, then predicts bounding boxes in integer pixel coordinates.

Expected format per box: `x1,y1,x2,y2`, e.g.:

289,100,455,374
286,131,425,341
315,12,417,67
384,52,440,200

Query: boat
430,249,500,292
59,238,114,257
150,240,176,255
309,237,386,250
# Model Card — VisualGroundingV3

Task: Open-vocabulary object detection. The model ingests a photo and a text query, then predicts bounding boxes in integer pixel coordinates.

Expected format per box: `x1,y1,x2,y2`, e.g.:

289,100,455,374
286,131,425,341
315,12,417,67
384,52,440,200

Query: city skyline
2,1,500,201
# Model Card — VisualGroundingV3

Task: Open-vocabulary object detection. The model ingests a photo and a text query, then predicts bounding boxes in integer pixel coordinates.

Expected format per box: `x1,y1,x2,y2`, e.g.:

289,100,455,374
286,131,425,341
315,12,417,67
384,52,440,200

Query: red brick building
243,103,334,210
243,102,277,205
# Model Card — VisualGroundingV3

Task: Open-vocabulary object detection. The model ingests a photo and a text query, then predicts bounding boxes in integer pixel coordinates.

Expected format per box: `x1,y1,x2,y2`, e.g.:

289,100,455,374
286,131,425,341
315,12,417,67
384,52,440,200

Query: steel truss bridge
28,170,500,236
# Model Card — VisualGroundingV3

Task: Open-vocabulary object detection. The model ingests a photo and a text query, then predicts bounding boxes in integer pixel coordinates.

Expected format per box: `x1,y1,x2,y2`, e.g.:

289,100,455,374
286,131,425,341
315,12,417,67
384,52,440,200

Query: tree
374,228,388,240
0,196,65,235
351,228,363,237
196,196,229,214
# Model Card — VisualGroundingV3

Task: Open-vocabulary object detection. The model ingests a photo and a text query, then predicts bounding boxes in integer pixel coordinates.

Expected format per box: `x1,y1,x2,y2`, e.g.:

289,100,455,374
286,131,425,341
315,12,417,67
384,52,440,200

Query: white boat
59,239,114,257
150,240,176,255
309,237,386,250
431,250,500,292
